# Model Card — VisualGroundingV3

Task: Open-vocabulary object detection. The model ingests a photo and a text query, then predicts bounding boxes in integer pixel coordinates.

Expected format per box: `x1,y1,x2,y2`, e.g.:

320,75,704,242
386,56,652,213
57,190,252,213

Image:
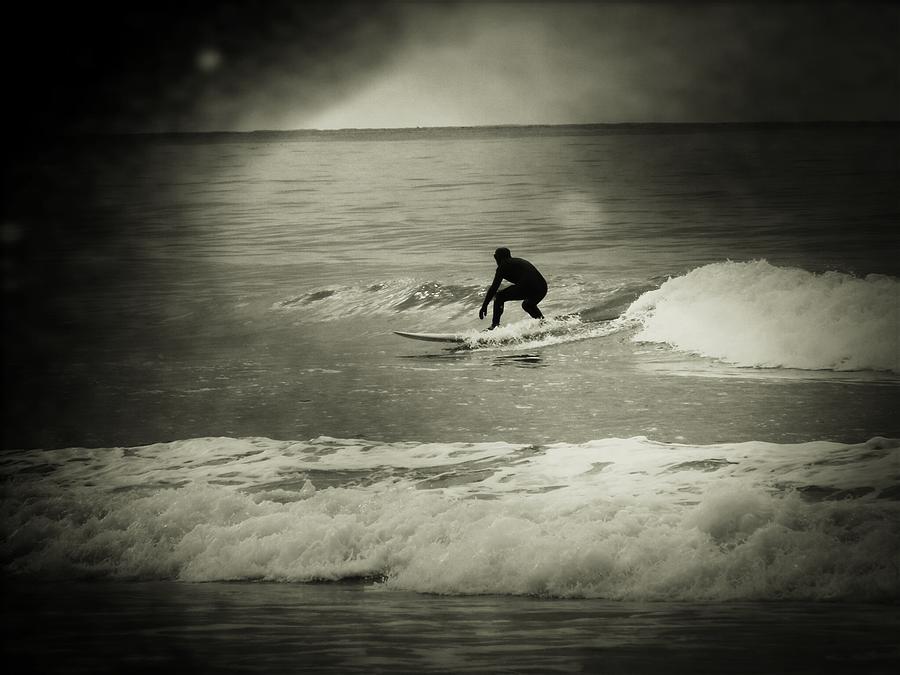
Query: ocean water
3,124,899,672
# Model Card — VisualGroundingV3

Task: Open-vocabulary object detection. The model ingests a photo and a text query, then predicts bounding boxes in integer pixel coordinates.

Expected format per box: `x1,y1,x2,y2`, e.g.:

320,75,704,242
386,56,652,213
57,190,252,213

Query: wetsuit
482,257,548,327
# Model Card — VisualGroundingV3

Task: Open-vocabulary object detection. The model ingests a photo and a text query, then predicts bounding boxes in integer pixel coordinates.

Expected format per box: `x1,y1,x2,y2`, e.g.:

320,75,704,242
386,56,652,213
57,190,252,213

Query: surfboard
394,331,467,343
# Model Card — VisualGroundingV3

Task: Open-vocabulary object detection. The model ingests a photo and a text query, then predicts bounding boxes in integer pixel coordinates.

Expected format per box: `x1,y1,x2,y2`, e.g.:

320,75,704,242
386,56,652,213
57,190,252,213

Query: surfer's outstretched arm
479,269,503,320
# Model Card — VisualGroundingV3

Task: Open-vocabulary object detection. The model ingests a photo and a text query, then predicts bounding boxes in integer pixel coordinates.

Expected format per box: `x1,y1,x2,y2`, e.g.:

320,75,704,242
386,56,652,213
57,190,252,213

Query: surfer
479,247,547,329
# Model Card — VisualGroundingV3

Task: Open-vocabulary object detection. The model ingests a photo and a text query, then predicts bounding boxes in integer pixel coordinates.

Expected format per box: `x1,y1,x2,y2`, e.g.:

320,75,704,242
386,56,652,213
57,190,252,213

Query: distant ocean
3,123,899,673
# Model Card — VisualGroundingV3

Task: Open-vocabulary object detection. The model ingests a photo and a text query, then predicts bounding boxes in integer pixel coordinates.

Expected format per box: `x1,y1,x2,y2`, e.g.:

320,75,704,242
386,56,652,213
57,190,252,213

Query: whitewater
626,260,899,373
4,434,898,600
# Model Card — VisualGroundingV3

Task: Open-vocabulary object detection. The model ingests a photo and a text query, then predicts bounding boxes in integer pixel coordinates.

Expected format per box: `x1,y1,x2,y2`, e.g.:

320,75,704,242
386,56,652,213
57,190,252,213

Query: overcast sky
301,2,900,130
7,1,900,134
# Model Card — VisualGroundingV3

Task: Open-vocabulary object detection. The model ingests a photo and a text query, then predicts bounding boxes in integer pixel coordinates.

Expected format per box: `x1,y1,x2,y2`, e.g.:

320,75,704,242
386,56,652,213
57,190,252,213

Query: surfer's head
493,247,511,263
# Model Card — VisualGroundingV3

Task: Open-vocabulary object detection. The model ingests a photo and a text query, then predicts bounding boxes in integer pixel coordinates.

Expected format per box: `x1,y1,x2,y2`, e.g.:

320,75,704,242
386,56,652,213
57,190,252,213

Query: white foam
625,260,900,373
452,315,632,351
3,435,898,600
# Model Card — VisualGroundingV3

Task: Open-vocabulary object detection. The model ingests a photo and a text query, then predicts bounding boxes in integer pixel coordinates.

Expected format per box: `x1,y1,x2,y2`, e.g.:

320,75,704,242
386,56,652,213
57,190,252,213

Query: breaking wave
3,435,898,601
271,261,898,372
625,260,899,373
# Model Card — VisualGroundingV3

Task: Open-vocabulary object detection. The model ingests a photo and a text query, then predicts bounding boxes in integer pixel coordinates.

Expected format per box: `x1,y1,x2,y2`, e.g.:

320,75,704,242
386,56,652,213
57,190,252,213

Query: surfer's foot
487,324,499,331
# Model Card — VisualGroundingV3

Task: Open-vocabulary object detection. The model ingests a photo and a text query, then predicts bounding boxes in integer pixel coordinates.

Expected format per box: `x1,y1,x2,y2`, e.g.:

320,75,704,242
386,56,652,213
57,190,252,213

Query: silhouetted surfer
479,247,547,329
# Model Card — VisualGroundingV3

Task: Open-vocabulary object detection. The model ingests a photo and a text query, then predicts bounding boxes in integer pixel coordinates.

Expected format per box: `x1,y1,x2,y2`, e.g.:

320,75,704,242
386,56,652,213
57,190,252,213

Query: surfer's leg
490,297,505,327
521,298,544,320
521,285,547,320
492,285,528,326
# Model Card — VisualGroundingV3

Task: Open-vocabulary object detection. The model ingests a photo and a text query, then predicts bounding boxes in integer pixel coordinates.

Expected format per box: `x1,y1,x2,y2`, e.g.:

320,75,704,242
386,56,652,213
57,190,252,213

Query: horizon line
78,119,900,137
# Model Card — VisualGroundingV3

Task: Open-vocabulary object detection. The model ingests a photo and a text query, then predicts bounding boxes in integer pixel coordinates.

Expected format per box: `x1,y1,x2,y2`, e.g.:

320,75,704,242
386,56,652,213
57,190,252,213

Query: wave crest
625,260,899,373
275,279,484,321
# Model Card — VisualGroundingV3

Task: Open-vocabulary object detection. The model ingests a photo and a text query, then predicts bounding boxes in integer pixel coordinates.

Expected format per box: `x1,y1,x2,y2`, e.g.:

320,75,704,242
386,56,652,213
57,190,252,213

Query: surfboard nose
394,331,466,343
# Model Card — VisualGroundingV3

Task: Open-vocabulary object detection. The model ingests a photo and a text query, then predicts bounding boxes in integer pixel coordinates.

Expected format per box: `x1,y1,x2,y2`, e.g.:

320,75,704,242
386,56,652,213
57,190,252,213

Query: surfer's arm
479,270,503,319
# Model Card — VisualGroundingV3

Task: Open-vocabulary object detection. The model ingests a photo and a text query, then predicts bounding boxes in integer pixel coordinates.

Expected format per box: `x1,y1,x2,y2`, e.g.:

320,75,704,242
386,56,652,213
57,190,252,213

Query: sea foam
3,435,898,601
625,260,899,373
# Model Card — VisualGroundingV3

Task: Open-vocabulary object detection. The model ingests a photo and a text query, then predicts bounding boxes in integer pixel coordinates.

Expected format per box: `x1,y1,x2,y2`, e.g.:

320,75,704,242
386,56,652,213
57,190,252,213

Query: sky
5,1,899,134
